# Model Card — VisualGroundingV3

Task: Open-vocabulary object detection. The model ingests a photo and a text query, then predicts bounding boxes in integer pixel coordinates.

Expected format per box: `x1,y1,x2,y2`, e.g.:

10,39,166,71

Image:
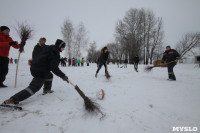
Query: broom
67,80,104,115
144,60,178,72
105,64,111,79
14,22,33,88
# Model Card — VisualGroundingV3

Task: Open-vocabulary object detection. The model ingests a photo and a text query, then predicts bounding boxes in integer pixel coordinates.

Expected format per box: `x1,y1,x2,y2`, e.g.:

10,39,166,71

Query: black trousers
11,72,53,102
96,63,106,74
167,62,176,80
0,56,9,83
134,63,138,70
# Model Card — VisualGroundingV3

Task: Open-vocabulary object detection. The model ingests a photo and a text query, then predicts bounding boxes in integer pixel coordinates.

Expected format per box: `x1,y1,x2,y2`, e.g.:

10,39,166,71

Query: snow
0,61,200,133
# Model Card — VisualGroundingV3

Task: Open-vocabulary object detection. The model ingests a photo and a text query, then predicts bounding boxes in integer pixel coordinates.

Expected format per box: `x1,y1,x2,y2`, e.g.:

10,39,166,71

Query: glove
19,41,26,53
9,41,18,46
20,41,26,46
62,76,69,83
174,59,178,62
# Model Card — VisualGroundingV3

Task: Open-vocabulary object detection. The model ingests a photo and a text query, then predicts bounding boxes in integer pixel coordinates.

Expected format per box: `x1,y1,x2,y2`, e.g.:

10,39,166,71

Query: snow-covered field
0,61,200,133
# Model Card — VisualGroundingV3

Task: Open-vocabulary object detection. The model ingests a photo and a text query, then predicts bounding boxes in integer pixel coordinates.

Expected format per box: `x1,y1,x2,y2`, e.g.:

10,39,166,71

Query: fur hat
0,26,10,32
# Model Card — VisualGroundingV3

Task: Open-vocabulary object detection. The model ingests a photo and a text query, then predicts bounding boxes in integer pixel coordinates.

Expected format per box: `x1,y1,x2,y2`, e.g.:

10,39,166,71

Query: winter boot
43,90,54,94
4,98,19,105
0,83,8,88
172,75,176,81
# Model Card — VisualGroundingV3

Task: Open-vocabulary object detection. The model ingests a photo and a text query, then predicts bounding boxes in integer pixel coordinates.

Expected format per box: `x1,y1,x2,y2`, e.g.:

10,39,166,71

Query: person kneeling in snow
3,39,69,105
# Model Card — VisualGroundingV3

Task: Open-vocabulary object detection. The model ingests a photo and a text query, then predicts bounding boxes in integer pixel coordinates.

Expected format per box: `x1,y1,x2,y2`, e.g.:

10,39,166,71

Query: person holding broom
95,47,109,78
0,26,21,88
3,39,69,105
161,46,180,81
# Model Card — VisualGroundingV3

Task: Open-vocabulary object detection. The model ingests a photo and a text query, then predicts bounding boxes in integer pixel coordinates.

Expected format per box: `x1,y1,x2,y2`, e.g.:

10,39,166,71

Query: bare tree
107,42,118,62
87,41,98,62
72,22,89,58
114,8,164,64
61,19,74,58
149,17,164,64
145,10,157,64
175,32,200,58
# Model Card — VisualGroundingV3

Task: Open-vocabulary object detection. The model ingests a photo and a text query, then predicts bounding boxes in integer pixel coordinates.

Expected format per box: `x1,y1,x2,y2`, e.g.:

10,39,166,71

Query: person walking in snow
116,59,119,68
124,58,128,68
161,46,180,81
133,55,139,72
95,47,109,77
3,39,69,105
0,26,21,88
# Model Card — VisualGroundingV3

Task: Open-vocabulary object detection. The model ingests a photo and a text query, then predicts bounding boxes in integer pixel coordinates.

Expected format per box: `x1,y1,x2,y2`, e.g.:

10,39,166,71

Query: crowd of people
8,58,18,64
60,57,90,67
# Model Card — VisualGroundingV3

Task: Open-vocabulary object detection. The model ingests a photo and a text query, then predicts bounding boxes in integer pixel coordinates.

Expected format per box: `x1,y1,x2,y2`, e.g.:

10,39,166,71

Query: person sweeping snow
3,39,69,104
161,46,180,81
95,47,110,78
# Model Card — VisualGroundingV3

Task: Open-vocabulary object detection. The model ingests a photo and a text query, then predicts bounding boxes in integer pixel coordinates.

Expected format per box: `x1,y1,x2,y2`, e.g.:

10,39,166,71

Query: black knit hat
0,26,10,31
55,39,66,52
104,47,108,50
166,45,171,49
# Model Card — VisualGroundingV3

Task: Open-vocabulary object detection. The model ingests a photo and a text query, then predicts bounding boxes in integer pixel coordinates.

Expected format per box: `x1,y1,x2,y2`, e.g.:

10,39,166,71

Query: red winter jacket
0,31,20,57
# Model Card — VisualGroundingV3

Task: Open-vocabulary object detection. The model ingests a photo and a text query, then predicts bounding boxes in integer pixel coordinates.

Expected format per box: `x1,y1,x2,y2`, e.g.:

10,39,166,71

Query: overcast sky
0,0,200,59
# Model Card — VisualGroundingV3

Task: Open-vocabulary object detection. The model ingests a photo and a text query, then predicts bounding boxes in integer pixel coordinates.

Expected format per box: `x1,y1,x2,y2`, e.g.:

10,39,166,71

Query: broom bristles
144,66,155,72
15,22,34,52
105,70,111,79
75,85,102,113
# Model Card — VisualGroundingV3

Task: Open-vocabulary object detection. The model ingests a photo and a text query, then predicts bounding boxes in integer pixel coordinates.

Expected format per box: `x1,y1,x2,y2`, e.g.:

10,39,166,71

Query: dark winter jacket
124,59,128,63
97,51,109,65
161,49,180,63
32,43,44,59
31,45,65,78
134,56,139,63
